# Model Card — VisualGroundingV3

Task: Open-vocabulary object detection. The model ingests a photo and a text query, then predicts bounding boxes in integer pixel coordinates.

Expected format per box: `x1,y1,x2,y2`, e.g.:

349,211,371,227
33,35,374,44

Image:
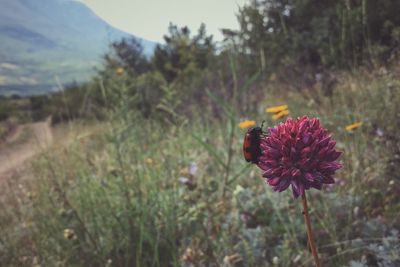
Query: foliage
1,2,400,266
103,37,151,76
231,0,400,77
153,23,215,83
0,64,400,266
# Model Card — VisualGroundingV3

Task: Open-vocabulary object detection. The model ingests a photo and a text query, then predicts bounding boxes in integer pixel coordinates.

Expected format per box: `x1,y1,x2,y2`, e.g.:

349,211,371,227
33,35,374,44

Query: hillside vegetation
0,0,155,95
0,1,400,266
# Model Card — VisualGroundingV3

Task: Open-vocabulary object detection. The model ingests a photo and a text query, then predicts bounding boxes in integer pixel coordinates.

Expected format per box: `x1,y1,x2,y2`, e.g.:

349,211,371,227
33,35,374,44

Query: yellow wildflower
146,158,153,165
63,228,76,240
265,105,288,113
345,122,362,132
116,67,124,75
238,120,256,129
272,109,290,120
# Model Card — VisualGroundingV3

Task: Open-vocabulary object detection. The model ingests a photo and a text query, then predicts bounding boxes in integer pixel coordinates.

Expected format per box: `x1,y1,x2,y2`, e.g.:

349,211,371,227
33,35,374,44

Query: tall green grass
0,68,399,266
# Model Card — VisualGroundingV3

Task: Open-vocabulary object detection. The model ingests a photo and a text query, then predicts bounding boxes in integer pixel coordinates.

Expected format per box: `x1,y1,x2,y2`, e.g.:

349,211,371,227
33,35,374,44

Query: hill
0,0,156,95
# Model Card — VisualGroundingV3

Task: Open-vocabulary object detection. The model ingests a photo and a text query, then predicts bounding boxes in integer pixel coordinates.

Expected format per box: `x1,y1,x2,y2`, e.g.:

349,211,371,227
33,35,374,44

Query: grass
0,66,399,266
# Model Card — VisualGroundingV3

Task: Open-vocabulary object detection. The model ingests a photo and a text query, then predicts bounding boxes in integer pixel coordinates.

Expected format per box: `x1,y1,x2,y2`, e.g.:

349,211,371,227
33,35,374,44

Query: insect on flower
243,121,266,164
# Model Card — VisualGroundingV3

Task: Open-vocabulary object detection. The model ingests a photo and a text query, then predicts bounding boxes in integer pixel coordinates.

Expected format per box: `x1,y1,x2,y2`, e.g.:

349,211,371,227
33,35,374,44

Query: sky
78,0,248,43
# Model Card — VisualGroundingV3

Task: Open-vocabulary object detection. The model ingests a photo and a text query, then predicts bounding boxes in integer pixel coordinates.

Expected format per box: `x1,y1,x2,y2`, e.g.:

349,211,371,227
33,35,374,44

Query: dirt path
0,117,53,179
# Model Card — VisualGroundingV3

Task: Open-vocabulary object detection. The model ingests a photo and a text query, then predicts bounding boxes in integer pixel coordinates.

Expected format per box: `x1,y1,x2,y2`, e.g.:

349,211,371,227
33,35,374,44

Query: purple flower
258,116,343,198
189,162,198,176
178,162,198,190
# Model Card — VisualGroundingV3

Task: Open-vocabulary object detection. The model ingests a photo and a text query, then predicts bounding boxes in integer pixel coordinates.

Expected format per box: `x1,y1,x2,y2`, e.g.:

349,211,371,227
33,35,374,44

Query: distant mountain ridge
0,0,156,95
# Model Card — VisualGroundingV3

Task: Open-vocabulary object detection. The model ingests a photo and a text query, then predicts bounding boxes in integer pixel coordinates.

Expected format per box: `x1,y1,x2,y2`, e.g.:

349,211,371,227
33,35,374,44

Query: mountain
0,0,156,95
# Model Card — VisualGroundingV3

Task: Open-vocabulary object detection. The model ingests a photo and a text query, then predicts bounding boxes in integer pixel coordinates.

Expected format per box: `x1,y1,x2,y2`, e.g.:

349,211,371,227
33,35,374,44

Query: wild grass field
1,1,400,266
0,63,399,267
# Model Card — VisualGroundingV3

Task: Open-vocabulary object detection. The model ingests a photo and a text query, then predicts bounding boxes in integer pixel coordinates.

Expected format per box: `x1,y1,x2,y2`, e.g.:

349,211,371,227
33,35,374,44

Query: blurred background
0,0,399,266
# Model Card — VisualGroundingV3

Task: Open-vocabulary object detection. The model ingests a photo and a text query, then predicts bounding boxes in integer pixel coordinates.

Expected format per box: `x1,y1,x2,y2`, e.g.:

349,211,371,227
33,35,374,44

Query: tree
112,38,151,74
236,0,400,71
153,23,215,82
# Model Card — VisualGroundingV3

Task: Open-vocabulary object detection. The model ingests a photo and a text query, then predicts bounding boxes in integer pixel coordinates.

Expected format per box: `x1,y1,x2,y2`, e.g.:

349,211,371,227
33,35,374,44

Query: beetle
243,122,265,164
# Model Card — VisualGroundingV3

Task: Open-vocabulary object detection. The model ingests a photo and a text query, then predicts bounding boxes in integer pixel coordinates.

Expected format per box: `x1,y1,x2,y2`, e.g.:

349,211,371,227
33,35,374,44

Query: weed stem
301,193,321,267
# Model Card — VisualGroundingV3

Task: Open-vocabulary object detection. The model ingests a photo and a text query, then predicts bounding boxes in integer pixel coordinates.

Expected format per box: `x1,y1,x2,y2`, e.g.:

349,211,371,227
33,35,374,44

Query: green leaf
206,89,236,120
192,134,227,169
227,164,252,185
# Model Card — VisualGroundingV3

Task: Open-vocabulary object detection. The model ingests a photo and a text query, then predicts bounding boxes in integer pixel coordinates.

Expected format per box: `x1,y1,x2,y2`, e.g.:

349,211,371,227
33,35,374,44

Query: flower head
63,228,76,240
266,105,288,113
345,122,362,132
178,162,198,190
266,105,290,120
181,246,204,264
257,116,342,198
238,120,256,129
116,67,124,75
272,109,290,120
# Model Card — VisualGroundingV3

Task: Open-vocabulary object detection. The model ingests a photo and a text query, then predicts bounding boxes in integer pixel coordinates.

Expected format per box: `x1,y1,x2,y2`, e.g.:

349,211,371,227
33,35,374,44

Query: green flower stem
302,193,321,267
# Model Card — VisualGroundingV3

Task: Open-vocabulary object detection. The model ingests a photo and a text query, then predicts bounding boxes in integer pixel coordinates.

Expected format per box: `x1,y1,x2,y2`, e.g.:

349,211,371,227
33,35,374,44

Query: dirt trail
0,117,53,179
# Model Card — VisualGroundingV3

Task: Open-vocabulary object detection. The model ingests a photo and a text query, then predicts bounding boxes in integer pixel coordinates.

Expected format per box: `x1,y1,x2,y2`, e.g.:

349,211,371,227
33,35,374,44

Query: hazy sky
78,0,248,43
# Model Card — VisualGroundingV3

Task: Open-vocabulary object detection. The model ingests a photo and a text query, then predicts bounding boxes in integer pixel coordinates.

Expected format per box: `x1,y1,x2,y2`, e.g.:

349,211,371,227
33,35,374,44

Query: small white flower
233,185,244,196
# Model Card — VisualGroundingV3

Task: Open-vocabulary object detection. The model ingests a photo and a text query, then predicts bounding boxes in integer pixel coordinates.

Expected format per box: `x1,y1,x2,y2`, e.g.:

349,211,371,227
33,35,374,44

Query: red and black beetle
243,122,265,164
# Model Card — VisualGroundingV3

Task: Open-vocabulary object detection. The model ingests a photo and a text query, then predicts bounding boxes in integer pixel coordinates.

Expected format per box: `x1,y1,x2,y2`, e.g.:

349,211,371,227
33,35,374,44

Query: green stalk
301,193,321,267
